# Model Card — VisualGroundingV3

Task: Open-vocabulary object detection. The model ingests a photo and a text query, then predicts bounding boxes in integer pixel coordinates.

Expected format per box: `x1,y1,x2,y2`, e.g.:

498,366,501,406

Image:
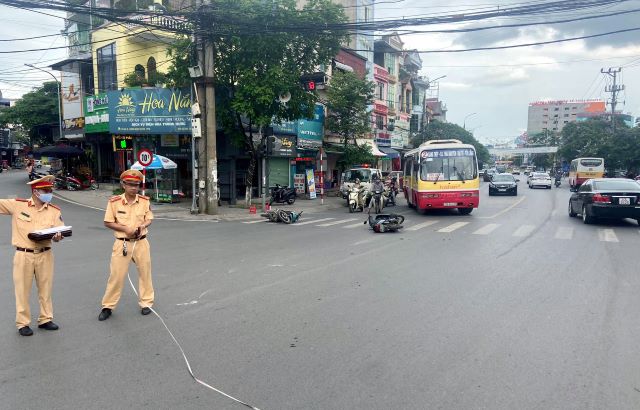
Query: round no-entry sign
138,149,153,167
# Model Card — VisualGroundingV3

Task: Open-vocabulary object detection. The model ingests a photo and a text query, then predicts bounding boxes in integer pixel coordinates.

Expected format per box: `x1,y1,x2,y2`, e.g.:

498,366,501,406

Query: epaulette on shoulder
109,195,122,202
139,195,149,200
15,198,29,202
48,203,60,210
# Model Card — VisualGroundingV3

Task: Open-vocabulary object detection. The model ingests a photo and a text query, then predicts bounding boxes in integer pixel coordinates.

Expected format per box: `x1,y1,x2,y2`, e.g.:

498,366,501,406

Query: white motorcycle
348,186,367,213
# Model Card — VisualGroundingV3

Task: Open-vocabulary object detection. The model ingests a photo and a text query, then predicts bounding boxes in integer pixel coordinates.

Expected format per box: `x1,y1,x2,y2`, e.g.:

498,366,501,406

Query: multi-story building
527,99,606,135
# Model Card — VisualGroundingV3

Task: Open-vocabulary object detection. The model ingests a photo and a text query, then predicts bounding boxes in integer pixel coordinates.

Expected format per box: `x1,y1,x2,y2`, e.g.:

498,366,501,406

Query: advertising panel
108,88,192,135
84,93,109,133
62,70,82,120
297,104,324,149
271,135,297,157
306,168,317,199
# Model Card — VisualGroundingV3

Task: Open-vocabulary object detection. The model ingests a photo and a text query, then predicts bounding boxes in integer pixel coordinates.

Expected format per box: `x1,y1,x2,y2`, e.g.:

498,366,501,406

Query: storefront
84,93,114,181
107,87,193,201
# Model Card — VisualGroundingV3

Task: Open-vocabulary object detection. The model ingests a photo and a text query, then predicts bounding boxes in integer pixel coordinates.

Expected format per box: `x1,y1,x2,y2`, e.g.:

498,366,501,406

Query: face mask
37,192,53,203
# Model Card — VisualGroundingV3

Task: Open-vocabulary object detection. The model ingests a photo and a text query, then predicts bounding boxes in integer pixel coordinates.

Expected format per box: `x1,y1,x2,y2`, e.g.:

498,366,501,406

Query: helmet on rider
372,174,380,181
355,178,360,184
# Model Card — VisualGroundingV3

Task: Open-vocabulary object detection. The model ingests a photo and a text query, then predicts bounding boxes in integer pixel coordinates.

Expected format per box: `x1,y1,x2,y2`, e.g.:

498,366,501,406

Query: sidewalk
53,184,346,221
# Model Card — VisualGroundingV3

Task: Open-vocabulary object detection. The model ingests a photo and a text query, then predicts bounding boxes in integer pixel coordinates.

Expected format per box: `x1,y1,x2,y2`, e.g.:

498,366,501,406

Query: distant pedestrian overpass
488,146,558,156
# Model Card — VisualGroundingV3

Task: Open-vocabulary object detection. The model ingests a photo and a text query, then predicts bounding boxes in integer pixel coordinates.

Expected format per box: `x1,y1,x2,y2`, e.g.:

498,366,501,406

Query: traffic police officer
98,169,154,321
0,175,64,336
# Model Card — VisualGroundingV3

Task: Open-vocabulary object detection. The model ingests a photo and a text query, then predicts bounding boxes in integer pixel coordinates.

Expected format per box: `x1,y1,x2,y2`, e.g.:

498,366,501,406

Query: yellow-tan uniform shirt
0,198,63,247
104,194,153,237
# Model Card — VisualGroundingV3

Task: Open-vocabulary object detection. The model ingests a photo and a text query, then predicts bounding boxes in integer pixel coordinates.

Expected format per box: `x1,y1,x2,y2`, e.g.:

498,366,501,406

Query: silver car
528,172,552,189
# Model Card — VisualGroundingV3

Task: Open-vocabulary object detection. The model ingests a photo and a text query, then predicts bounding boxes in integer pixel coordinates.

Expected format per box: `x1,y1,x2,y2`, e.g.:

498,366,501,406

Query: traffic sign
138,149,153,167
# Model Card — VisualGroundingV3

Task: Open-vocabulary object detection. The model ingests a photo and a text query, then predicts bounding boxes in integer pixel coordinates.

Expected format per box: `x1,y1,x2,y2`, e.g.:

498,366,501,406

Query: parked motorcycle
75,172,98,190
53,171,82,191
28,169,48,181
269,184,296,205
348,186,367,213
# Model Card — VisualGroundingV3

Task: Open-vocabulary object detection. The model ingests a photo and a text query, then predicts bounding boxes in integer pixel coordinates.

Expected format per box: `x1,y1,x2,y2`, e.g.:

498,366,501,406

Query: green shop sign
84,93,109,133
270,104,324,149
108,88,192,135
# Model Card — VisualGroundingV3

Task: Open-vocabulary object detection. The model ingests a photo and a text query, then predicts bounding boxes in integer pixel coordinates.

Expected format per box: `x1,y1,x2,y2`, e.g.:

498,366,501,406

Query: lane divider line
405,220,439,231
472,223,500,235
437,221,469,233
477,195,526,219
512,224,536,237
598,228,619,242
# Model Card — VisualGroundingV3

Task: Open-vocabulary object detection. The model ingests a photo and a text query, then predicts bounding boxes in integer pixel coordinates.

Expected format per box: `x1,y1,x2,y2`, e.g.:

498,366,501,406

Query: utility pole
196,0,218,214
601,67,624,133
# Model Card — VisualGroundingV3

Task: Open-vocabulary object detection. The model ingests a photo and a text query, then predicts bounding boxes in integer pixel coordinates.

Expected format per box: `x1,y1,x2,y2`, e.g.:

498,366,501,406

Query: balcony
123,14,190,42
374,65,389,82
374,102,388,115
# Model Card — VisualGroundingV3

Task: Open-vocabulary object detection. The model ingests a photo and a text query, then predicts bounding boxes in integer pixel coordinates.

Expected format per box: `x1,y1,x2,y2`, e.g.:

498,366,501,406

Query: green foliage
165,37,193,89
123,70,167,87
0,81,60,146
554,119,640,172
210,0,348,147
335,143,376,171
412,121,490,164
324,70,375,146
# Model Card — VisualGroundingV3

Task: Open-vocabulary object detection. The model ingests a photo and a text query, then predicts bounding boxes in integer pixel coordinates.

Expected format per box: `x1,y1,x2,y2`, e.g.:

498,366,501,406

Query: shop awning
379,147,400,159
356,139,386,157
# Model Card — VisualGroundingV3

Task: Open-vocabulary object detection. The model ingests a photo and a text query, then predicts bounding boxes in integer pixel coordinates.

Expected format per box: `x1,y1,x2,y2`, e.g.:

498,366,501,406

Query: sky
0,0,639,144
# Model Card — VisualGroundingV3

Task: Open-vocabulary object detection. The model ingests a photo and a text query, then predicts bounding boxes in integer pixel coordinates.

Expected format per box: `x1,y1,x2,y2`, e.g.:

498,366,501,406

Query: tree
411,121,490,165
324,70,375,147
0,81,60,147
335,144,376,172
198,0,348,204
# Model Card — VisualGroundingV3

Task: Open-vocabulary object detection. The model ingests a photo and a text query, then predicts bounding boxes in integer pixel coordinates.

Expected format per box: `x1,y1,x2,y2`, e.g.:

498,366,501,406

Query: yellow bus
403,139,480,215
569,157,604,189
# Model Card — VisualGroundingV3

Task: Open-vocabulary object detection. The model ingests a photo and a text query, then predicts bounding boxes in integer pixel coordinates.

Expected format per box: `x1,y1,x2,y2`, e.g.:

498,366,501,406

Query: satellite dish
278,92,291,103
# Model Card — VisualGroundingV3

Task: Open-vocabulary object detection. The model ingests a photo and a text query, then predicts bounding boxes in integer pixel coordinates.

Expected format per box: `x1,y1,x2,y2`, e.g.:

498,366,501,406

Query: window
564,114,569,117
564,107,569,110
147,57,157,78
543,108,548,111
97,43,117,92
564,120,569,123
376,115,384,130
554,107,559,111
420,153,478,182
134,64,145,78
384,53,395,76
388,87,396,109
377,82,384,100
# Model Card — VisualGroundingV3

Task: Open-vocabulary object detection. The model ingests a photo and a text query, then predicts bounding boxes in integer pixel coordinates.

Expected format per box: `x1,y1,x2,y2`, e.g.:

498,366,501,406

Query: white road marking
353,237,381,246
242,219,265,224
405,220,439,231
512,224,536,237
437,221,469,233
477,195,526,219
472,223,500,235
598,228,619,242
317,218,359,227
344,222,367,229
294,218,334,226
554,227,573,240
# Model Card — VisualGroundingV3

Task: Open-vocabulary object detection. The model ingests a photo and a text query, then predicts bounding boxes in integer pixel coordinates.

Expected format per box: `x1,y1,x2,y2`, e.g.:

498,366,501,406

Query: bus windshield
420,149,478,182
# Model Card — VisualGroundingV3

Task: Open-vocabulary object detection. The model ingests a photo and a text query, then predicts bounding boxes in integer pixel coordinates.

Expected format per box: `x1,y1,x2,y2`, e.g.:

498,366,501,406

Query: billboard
84,93,109,133
108,88,192,135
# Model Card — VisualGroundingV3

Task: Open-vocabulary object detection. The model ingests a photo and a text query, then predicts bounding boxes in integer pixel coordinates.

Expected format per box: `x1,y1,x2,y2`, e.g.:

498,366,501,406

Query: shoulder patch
15,198,29,202
139,195,150,200
48,204,60,210
109,195,121,203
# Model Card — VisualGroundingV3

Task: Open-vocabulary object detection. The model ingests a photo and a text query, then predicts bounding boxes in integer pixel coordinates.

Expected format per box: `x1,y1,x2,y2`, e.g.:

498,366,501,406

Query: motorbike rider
368,174,385,212
554,169,562,183
387,176,398,205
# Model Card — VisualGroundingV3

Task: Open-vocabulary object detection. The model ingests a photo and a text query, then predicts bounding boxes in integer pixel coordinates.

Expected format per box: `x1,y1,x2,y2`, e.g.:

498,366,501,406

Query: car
340,167,382,199
528,172,551,189
511,168,521,175
34,160,42,168
488,173,518,196
568,178,640,224
483,168,497,182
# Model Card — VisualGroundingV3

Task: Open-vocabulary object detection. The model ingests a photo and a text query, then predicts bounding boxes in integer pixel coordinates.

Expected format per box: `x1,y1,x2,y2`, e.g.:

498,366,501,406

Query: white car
34,160,42,168
528,172,551,189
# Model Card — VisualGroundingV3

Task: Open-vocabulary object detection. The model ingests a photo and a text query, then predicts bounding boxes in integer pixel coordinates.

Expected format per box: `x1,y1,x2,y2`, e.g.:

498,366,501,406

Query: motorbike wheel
375,199,381,214
67,184,77,191
287,197,295,205
90,182,98,190
349,202,355,213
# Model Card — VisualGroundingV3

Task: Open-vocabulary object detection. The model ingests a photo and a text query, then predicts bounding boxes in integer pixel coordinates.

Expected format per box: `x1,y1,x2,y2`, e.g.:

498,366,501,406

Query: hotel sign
108,88,192,135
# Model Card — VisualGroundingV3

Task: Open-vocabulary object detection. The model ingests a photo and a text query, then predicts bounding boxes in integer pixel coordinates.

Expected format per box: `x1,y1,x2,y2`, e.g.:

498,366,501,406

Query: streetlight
427,75,447,87
24,64,63,142
463,112,477,130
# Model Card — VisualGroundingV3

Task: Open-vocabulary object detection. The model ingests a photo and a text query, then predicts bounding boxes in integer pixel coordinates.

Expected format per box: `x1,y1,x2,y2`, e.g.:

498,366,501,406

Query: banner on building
108,88,192,135
62,70,82,120
84,93,109,133
271,135,297,157
297,104,324,149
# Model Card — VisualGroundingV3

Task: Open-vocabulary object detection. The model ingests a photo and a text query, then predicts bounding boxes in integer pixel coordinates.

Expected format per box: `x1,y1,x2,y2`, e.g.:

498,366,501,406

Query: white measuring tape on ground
126,241,262,410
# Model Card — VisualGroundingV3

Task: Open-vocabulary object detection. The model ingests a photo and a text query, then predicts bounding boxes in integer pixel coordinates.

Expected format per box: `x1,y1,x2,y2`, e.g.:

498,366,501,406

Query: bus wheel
458,207,473,215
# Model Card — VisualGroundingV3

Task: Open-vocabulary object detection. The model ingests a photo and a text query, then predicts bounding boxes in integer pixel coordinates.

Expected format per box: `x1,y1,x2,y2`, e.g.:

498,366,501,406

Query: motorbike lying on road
261,209,303,224
269,184,297,205
365,213,405,233
348,186,367,213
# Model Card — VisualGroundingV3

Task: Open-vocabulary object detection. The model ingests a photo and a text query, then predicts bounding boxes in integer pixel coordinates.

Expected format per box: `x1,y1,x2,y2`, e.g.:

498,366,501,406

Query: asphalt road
1,170,639,410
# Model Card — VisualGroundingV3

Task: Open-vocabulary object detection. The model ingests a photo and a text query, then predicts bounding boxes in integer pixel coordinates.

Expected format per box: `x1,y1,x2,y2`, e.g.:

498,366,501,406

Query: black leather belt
16,247,51,253
117,235,146,241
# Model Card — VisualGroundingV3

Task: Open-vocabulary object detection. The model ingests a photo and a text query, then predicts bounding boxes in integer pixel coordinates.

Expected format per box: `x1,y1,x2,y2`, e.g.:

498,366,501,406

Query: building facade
527,100,606,135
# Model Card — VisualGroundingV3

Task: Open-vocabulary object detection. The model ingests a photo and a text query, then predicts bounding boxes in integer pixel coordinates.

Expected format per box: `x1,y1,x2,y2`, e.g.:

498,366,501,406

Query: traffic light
267,135,276,154
300,72,326,91
305,81,316,91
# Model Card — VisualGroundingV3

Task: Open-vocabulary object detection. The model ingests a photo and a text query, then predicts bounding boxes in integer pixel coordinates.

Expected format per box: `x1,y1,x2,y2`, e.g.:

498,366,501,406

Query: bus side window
413,160,420,179
405,158,412,178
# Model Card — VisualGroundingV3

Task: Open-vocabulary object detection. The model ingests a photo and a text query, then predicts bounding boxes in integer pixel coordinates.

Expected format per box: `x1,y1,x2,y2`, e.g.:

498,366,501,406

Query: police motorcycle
269,184,297,205
347,180,367,213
